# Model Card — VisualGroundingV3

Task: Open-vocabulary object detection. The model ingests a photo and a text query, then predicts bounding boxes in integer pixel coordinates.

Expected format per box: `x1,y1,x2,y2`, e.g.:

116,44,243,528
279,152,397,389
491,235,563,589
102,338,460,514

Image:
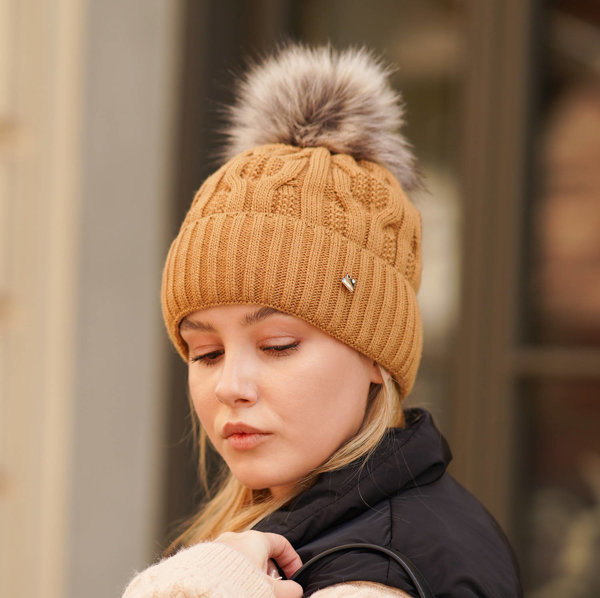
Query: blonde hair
164,366,404,555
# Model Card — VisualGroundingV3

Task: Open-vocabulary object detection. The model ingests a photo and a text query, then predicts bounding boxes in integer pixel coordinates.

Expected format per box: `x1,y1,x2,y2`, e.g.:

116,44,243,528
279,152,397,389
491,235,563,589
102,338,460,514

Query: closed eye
262,342,300,355
190,343,299,365
190,349,223,365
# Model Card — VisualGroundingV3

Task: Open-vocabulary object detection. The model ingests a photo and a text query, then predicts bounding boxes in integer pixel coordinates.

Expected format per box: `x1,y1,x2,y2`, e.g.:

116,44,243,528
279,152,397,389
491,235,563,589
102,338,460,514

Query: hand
216,531,303,598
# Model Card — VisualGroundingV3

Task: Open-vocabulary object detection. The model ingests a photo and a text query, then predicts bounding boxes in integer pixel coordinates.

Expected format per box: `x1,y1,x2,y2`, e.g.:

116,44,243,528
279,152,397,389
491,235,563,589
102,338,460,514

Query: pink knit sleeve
121,542,274,598
311,581,412,597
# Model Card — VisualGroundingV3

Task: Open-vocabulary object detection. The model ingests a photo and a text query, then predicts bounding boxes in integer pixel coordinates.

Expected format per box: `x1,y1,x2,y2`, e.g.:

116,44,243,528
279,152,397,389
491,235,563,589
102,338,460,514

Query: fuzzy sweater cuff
122,542,273,598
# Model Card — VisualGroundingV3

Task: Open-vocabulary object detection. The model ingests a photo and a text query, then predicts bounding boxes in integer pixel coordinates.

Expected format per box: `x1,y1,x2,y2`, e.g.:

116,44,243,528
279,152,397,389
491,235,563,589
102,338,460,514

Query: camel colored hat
161,46,423,397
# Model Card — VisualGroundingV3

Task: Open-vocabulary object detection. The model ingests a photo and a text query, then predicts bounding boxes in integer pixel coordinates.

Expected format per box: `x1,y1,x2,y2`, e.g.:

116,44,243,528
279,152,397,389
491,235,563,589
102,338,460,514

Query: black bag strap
290,543,435,598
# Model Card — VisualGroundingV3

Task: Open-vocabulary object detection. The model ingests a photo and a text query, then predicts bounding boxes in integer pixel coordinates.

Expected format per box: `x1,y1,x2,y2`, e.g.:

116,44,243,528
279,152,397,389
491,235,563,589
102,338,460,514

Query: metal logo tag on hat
341,274,356,292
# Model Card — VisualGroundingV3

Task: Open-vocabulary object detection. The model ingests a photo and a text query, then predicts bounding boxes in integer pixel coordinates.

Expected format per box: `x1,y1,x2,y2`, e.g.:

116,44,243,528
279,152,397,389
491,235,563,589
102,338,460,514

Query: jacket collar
254,408,452,546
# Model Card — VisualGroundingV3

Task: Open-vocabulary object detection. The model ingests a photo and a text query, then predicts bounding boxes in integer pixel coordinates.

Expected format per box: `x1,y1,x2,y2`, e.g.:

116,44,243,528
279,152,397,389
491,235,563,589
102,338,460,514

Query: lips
221,422,272,450
222,422,267,438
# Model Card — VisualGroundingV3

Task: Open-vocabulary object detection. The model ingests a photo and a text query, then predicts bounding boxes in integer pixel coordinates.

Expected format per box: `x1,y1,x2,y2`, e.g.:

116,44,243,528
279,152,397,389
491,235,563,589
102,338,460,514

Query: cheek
281,351,371,437
188,376,217,432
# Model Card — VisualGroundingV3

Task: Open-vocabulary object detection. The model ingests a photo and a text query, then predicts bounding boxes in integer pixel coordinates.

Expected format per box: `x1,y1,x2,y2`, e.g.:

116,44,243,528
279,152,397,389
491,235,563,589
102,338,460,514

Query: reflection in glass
529,5,600,345
521,380,600,598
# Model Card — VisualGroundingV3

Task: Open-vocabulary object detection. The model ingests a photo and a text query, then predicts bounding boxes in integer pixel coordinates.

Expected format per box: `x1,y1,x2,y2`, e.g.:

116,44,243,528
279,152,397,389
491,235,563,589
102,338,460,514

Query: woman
123,46,522,597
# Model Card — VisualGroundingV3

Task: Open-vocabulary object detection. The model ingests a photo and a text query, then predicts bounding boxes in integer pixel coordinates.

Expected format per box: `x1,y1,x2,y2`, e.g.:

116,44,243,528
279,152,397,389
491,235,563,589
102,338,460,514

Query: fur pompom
223,45,420,190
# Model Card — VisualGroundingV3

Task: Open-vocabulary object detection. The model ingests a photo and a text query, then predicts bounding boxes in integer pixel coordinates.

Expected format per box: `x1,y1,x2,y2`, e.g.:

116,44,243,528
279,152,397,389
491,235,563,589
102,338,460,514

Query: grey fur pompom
222,45,420,190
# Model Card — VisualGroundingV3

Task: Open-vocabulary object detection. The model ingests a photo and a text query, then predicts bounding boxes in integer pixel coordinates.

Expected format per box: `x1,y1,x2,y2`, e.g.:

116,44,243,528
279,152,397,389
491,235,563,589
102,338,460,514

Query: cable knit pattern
122,543,411,598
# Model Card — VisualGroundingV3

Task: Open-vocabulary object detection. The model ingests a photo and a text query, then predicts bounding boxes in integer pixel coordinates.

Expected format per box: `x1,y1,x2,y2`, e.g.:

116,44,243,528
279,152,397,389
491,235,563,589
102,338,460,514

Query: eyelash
190,342,300,366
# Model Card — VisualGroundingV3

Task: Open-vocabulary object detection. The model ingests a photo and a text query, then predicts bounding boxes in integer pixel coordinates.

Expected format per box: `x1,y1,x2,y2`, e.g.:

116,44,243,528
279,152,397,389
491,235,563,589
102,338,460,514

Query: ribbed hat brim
162,211,422,397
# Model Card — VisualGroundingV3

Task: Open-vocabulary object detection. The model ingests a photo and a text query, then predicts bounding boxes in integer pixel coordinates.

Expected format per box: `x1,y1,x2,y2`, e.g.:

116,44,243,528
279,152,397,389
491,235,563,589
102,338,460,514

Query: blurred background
1,0,599,596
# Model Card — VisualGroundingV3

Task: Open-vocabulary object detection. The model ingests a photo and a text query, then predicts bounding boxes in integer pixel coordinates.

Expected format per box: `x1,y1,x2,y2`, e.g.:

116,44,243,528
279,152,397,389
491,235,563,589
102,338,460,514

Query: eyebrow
179,306,282,332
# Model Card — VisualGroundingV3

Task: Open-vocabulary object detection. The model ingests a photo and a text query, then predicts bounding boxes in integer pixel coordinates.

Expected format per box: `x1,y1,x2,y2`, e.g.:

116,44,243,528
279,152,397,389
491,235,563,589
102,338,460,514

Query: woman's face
180,304,382,498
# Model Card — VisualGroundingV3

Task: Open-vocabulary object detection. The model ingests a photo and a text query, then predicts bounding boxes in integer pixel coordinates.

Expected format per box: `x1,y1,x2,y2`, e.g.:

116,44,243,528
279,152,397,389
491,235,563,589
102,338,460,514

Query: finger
263,533,303,578
270,578,303,598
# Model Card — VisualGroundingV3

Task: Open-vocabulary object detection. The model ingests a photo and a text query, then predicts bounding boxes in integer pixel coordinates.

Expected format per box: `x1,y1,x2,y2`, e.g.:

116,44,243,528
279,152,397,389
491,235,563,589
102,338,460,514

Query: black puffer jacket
254,409,522,597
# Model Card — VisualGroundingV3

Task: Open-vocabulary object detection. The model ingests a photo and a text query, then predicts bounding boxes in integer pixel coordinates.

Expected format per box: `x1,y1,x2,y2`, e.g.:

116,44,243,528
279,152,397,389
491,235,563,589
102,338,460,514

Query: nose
213,352,258,407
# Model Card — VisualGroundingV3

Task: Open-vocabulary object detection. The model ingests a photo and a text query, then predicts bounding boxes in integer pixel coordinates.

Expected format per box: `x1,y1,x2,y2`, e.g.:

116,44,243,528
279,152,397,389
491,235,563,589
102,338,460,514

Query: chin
234,474,278,490
231,468,293,494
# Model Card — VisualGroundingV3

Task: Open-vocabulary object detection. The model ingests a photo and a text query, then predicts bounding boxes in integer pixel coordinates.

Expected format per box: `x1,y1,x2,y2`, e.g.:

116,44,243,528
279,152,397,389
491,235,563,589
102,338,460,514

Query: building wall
0,1,180,597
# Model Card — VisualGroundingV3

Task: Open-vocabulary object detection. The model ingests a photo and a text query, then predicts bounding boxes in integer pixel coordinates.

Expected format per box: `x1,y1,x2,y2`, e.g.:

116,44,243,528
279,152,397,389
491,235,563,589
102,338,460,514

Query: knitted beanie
161,46,423,397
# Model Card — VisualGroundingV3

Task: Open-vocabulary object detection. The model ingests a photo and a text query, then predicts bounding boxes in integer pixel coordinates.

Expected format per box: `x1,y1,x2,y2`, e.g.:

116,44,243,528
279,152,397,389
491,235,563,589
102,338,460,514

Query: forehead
179,305,286,332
